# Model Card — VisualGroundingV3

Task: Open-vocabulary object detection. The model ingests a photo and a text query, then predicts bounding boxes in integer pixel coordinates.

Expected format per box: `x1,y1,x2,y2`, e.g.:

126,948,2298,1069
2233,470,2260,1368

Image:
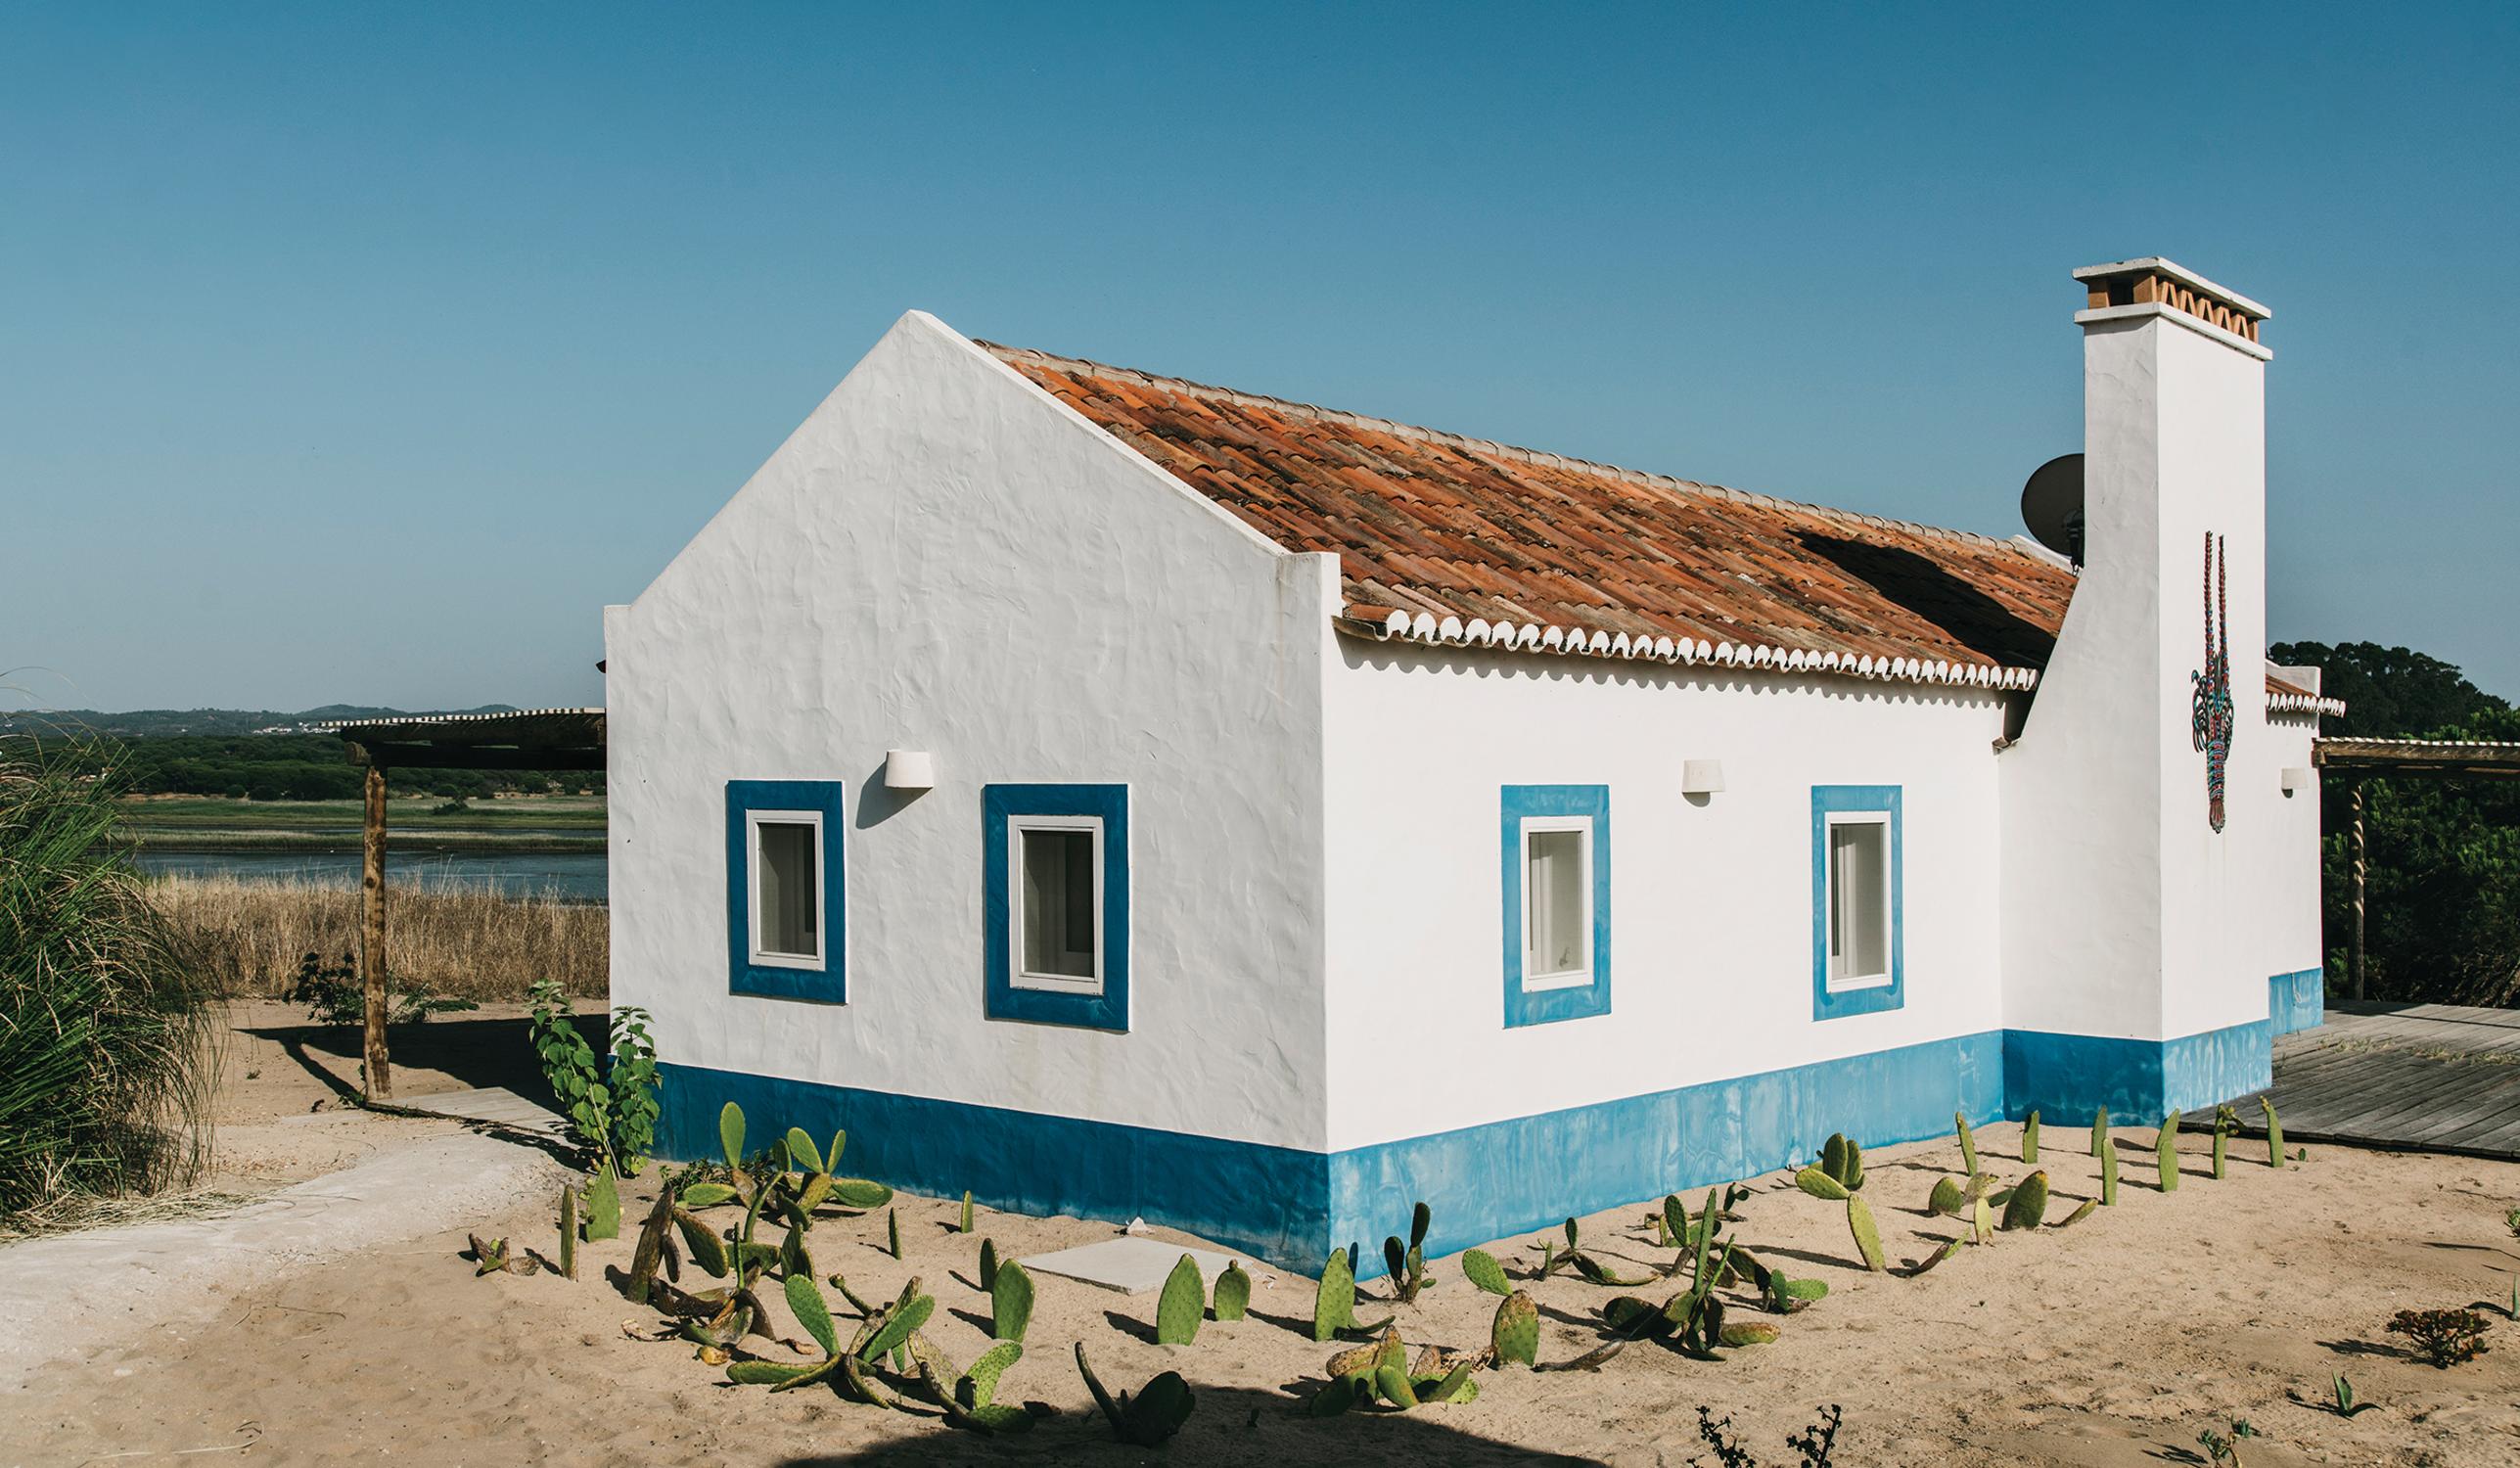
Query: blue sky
5,3,2514,711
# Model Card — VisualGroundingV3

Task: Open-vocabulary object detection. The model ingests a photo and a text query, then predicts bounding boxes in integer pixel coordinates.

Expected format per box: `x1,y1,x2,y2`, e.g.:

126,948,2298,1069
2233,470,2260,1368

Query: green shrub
0,737,216,1220
282,949,478,1028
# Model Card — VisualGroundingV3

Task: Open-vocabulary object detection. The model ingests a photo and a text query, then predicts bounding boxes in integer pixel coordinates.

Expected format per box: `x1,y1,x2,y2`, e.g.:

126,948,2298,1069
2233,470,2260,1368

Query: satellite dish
2021,453,2085,565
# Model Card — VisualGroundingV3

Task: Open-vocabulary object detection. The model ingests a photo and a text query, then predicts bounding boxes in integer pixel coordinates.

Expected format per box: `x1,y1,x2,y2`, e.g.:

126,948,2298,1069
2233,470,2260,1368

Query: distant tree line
40,734,604,802
2270,641,2520,1006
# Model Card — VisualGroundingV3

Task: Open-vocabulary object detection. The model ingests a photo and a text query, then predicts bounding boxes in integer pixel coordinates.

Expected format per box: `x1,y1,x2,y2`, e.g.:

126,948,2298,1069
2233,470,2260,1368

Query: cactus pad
1999,1170,2050,1229
1956,1112,1979,1176
1462,1247,1512,1297
2263,1097,2285,1169
2156,1112,2181,1191
1719,1320,1782,1346
1312,1248,1356,1342
1928,1176,1965,1216
1155,1253,1205,1346
991,1261,1033,1343
1492,1290,1540,1366
1213,1261,1251,1321
2099,1133,2119,1205
978,1236,998,1292
2022,1110,2040,1163
1847,1195,1886,1272
2054,1198,2099,1228
1795,1166,1851,1201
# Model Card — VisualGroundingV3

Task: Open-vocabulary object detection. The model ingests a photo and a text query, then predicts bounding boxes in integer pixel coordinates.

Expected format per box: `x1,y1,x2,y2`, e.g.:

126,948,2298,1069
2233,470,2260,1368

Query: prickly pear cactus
2055,1198,2098,1227
1492,1290,1539,1366
1213,1261,1251,1321
1155,1253,1205,1346
2022,1111,2040,1164
887,1208,903,1259
1312,1247,1357,1342
585,1164,620,1242
1462,1247,1511,1297
1719,1320,1782,1346
1795,1166,1851,1201
2000,1170,2050,1230
978,1236,999,1292
1846,1196,1886,1272
718,1102,745,1170
2263,1096,2285,1169
991,1261,1033,1343
960,1190,975,1234
1663,1193,1687,1247
1956,1112,1979,1177
2156,1112,2180,1192
1928,1176,1965,1216
1821,1133,1856,1187
558,1185,577,1279
2090,1105,2109,1158
2099,1133,2120,1205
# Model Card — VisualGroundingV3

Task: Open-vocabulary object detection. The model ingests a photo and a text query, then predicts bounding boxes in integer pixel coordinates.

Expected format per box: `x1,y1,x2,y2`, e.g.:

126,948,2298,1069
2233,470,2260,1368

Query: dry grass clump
152,874,607,1001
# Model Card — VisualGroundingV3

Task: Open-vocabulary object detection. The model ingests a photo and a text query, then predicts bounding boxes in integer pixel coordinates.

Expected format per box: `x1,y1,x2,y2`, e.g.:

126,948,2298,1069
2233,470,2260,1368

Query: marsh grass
152,872,607,1002
1,736,218,1219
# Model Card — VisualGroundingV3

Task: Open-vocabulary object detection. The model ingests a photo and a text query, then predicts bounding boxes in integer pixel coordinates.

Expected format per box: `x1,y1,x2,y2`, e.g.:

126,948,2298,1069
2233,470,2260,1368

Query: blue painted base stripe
656,1062,1327,1269
662,1018,2275,1276
1331,1030,2001,1268
2268,968,2324,1035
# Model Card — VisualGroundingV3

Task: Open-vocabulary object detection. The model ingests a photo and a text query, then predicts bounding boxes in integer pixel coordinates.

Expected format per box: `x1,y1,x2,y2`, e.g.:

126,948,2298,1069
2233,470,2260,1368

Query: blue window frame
1810,785,1902,1020
726,779,848,1003
985,784,1129,1032
1500,784,1611,1028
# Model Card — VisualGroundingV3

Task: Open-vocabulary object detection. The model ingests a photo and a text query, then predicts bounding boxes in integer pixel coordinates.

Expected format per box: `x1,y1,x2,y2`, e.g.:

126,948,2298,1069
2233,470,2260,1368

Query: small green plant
2021,1111,2039,1163
2262,1096,2285,1169
1213,1260,1251,1320
959,1190,974,1233
2211,1104,2238,1178
1999,1170,2050,1230
1956,1111,1980,1176
2157,1111,2181,1191
2326,1371,2375,1416
924,1341,1035,1434
2195,1418,2258,1467
1819,1133,1864,1192
556,1185,577,1278
2098,1131,2120,1206
1845,1195,1885,1272
1155,1253,1205,1346
1076,1343,1195,1445
978,1236,999,1291
287,949,476,1029
525,979,657,1176
886,1207,902,1260
1462,1246,1512,1296
2389,1307,2490,1367
466,1232,538,1276
1383,1201,1434,1303
991,1260,1033,1342
1492,1290,1539,1365
2090,1105,2110,1157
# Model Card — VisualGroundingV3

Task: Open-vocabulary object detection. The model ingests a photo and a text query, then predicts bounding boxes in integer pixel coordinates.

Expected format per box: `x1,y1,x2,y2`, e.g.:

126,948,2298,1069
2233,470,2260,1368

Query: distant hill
0,705,525,739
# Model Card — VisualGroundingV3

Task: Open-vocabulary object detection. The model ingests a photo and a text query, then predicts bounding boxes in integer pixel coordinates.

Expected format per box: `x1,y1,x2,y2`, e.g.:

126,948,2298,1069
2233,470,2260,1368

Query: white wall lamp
885,750,938,791
2280,766,2310,798
1681,759,1726,797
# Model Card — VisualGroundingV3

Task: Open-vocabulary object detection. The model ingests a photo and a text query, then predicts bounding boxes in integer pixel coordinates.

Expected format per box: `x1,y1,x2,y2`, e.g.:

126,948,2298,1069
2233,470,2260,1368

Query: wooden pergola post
2347,778,2366,1004
361,759,392,1100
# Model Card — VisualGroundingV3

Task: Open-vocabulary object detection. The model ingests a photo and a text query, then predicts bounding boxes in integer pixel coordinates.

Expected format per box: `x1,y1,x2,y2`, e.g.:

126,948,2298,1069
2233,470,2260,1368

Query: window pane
756,821,818,958
1829,821,1887,981
1022,828,1098,979
1527,827,1586,976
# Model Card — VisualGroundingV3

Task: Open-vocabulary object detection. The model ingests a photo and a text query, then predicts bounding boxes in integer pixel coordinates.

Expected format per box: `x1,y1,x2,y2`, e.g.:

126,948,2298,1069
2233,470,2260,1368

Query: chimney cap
2072,257,2269,322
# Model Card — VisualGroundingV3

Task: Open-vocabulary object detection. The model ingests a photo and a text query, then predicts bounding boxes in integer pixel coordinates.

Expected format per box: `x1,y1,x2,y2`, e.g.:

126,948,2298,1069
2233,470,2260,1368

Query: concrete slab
1016,1236,1247,1295
394,1086,567,1138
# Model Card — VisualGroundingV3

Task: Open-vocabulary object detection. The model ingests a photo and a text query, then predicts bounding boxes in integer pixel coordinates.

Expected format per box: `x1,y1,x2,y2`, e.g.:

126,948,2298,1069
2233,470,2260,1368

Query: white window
1520,816,1593,990
1825,811,1892,989
748,810,824,969
1013,814,1103,993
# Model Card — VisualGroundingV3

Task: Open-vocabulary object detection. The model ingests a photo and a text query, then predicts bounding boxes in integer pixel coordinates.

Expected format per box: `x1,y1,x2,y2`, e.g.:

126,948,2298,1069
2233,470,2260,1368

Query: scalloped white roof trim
2267,691,2347,718
1355,608,2041,691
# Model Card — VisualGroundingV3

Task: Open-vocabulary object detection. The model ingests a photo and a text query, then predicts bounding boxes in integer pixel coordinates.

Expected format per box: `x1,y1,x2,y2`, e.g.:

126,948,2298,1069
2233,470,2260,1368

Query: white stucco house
604,257,2338,1269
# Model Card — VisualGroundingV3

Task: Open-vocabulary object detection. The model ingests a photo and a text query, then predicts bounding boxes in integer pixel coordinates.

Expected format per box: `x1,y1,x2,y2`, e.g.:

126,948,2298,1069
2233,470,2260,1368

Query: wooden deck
2224,1002,2520,1160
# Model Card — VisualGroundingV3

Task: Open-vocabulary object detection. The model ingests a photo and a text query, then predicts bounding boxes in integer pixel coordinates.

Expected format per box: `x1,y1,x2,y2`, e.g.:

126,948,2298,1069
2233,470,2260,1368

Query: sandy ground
7,1016,2520,1465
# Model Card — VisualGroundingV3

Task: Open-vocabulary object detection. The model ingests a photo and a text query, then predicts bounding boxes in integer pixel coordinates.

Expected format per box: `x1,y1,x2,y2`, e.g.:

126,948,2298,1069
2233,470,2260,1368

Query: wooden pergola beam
332,708,606,1105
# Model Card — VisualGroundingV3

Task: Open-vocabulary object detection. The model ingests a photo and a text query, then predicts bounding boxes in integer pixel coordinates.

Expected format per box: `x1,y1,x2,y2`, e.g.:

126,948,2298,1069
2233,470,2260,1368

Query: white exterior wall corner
604,310,1335,1153
1316,644,2012,1154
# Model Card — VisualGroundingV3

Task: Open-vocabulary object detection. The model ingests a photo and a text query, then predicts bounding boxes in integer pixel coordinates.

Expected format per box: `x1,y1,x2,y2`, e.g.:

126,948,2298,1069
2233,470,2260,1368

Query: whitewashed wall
2000,291,2311,1045
604,311,1338,1152
1316,642,2012,1154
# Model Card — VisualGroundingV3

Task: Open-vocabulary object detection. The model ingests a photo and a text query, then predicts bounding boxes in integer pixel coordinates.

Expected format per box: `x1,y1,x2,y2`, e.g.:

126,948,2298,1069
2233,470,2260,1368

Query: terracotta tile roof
985,341,2331,714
